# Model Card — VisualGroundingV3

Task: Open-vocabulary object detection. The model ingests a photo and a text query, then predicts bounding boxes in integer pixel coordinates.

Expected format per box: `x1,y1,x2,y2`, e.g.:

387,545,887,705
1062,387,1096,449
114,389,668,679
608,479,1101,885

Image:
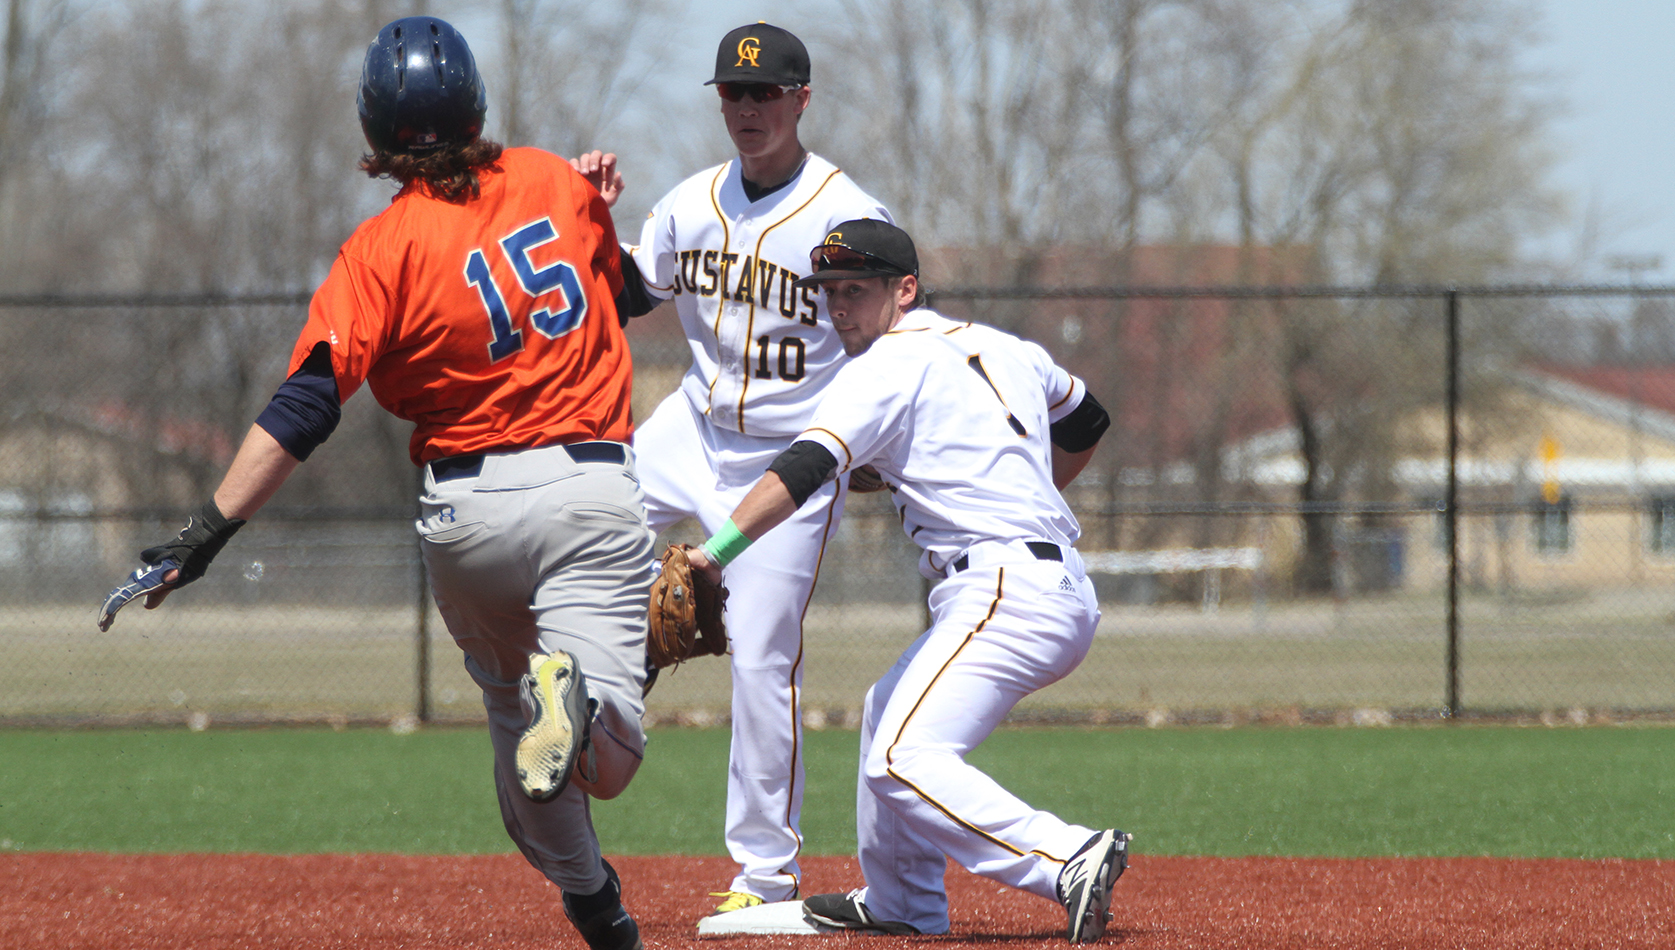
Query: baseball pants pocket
416,517,489,545
563,500,643,523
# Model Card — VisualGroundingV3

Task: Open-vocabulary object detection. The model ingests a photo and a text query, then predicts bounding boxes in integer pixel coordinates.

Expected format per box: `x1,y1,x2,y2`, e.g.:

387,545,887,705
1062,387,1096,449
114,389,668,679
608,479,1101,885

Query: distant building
1226,362,1675,594
627,245,1675,601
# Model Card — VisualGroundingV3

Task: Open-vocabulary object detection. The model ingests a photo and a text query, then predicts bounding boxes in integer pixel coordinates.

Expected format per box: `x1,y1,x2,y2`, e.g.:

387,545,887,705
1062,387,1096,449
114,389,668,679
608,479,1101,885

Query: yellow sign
1539,434,1561,504
735,37,761,68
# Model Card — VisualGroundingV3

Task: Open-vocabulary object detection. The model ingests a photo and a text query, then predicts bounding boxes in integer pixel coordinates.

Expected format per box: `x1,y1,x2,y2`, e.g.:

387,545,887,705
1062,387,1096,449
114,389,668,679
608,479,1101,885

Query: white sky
1524,0,1675,281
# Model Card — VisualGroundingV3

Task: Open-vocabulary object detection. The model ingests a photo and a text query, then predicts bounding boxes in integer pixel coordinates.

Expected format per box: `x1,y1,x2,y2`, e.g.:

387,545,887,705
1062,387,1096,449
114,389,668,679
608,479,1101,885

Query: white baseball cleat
1058,829,1131,943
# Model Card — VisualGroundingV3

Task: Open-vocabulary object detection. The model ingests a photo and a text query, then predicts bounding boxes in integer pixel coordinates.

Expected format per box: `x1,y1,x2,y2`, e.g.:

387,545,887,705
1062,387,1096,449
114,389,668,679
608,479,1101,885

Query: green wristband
701,519,753,568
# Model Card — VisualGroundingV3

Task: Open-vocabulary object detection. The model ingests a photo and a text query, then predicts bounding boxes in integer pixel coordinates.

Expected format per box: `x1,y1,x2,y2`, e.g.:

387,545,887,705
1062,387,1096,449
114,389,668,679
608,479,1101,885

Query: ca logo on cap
736,37,761,67
825,231,842,243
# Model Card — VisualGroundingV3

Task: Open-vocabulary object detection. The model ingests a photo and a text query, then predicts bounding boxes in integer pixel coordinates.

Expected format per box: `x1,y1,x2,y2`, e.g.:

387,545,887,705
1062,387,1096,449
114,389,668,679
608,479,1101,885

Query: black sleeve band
254,342,342,462
766,441,840,508
614,248,660,322
1050,390,1110,453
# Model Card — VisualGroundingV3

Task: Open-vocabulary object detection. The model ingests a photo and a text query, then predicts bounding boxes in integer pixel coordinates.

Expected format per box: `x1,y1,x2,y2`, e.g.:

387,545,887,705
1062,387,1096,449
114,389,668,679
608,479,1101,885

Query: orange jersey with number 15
289,147,631,464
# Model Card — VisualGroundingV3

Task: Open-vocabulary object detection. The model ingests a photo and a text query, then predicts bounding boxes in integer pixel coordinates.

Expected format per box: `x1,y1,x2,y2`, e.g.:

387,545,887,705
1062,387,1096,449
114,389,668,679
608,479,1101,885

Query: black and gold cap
707,23,811,86
794,219,919,287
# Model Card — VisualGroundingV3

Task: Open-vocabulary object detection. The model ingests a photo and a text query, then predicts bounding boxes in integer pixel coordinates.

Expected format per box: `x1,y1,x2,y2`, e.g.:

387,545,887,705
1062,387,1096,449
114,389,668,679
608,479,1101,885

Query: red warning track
3,853,1670,949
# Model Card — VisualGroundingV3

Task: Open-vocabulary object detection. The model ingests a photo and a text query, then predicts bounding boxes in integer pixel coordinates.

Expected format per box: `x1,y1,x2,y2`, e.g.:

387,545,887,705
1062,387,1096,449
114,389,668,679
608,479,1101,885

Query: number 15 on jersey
465,216,589,363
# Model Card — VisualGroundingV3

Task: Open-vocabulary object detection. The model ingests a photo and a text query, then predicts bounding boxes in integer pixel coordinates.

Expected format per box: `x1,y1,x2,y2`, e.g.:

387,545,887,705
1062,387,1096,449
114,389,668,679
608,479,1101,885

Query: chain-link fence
5,284,1675,726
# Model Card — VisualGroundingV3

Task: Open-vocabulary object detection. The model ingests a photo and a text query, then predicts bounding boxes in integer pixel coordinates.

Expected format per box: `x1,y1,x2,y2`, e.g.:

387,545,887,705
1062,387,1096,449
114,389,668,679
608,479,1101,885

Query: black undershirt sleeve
1049,390,1110,454
254,342,342,462
766,441,840,508
615,249,660,322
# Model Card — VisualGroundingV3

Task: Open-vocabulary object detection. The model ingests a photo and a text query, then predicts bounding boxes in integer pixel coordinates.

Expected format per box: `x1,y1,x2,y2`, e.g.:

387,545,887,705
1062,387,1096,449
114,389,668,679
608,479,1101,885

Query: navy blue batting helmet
357,17,486,155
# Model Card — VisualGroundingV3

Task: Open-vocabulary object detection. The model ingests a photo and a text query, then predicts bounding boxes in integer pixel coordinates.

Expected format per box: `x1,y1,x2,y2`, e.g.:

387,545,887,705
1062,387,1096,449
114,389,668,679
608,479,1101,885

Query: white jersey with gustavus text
797,308,1089,577
628,152,892,903
629,153,891,437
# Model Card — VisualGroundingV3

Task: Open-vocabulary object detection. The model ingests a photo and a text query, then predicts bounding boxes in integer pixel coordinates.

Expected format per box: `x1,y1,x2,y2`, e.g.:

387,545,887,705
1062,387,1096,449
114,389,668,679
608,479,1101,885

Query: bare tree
1211,0,1561,592
0,0,75,291
488,0,676,158
816,0,1092,257
2,1,404,504
812,0,1561,596
55,1,389,293
4,0,1570,536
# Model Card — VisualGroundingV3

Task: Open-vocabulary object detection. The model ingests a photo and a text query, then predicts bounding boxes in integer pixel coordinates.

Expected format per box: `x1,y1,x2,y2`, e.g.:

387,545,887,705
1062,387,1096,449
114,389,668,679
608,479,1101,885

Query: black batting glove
140,500,246,587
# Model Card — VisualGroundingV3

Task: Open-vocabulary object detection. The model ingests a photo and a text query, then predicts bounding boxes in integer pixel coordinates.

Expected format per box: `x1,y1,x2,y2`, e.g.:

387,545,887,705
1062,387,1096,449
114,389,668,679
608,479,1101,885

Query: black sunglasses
716,82,803,103
809,245,910,277
811,246,880,270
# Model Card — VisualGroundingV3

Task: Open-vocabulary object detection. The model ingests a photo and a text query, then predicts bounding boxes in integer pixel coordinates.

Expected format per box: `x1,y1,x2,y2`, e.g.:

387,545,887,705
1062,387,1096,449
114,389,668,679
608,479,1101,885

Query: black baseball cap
707,23,810,86
794,219,919,287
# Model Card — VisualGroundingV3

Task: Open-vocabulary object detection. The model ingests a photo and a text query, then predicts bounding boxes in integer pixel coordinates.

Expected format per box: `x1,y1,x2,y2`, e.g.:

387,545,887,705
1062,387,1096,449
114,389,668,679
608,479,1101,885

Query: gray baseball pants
417,441,654,895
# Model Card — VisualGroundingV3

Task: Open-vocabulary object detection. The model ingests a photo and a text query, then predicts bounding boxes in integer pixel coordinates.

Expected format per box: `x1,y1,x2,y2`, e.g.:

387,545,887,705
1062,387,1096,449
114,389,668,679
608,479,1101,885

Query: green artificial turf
964,726,1675,858
1,725,1669,858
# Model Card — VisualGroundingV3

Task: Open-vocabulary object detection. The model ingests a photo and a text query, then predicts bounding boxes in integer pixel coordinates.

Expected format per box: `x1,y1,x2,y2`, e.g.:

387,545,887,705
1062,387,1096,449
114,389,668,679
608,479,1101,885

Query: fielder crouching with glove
99,17,654,950
688,219,1132,944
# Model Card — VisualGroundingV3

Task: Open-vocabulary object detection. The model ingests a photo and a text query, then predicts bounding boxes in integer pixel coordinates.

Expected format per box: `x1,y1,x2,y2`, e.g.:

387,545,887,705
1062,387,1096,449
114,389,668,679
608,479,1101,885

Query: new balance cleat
802,890,920,935
1058,829,1130,943
515,650,590,802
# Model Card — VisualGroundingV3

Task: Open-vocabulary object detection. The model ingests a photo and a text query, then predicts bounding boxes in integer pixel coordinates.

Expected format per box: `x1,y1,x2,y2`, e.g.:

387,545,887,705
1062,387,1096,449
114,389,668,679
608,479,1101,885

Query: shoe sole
802,911,919,936
1066,830,1129,943
516,652,588,802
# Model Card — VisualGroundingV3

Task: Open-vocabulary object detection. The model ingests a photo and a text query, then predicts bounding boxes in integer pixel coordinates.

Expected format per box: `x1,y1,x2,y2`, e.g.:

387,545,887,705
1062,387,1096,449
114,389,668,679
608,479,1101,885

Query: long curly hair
359,137,505,202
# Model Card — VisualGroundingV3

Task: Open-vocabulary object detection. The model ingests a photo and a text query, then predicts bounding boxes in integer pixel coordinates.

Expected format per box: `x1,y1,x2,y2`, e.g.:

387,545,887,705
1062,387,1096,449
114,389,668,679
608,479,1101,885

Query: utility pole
1606,254,1662,586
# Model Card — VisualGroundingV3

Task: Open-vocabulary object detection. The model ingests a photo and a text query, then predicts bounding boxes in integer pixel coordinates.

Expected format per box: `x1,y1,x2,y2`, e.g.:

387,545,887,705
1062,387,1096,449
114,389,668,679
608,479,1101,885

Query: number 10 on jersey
754,334,807,382
465,217,589,362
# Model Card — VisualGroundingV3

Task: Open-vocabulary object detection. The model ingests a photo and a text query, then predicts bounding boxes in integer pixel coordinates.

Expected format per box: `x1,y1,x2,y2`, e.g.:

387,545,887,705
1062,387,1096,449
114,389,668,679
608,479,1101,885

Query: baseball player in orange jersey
96,18,648,950
687,220,1129,943
573,22,891,915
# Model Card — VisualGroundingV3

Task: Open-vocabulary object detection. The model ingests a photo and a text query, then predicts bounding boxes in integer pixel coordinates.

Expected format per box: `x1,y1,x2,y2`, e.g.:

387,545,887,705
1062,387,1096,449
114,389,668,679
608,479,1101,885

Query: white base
696,899,842,936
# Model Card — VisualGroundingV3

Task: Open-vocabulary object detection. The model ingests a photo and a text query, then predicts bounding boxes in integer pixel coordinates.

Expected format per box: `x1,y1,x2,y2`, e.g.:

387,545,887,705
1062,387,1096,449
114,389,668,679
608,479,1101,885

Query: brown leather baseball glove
848,464,887,493
647,543,729,669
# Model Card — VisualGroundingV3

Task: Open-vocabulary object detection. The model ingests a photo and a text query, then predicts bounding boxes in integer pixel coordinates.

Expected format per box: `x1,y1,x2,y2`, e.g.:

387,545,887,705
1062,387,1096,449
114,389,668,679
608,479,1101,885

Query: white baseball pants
633,392,847,901
854,543,1101,934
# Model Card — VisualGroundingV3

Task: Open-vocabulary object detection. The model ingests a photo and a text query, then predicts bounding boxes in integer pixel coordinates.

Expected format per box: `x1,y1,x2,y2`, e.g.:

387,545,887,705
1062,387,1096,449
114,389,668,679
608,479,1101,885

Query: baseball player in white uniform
573,22,891,913
686,219,1130,943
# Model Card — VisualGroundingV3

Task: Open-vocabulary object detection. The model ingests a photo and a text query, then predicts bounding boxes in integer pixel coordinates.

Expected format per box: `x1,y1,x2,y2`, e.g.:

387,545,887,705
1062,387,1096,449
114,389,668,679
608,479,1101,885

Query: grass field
6,591,1675,722
2,724,1670,859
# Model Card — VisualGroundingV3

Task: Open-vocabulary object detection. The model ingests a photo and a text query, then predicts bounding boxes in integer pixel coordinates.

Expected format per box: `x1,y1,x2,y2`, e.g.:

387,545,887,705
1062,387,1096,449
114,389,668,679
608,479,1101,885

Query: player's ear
795,85,810,116
895,275,918,309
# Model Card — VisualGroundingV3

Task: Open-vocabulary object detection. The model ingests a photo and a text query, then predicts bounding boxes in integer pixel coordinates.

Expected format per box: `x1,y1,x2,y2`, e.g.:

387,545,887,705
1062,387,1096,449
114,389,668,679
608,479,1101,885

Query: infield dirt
2,852,1669,949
